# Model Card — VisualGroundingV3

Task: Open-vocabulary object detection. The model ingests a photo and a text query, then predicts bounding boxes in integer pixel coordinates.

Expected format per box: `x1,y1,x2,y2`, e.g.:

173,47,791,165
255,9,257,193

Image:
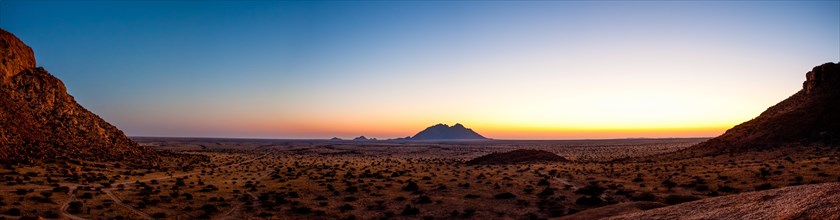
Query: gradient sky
1,1,838,139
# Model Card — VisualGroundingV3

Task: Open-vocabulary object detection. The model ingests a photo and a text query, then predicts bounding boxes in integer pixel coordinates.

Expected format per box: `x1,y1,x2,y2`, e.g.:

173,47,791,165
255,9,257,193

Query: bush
754,183,773,191
494,192,516,199
632,192,657,201
80,192,94,199
663,194,701,205
661,179,677,191
68,201,84,214
200,204,219,214
292,206,312,214
152,212,166,219
537,188,555,197
42,210,61,218
339,204,354,212
401,205,420,216
7,207,21,216
718,185,739,193
403,181,419,192
575,196,603,206
575,184,606,196
15,189,28,195
416,196,432,204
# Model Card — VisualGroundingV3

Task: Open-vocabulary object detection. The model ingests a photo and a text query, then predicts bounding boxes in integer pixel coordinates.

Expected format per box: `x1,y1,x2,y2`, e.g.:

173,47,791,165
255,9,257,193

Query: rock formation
0,28,156,164
684,62,840,155
466,149,567,165
411,123,487,140
606,182,840,220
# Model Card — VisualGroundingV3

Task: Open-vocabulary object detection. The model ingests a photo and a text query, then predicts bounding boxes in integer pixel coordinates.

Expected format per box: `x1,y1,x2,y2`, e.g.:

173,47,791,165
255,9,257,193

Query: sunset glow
2,1,838,139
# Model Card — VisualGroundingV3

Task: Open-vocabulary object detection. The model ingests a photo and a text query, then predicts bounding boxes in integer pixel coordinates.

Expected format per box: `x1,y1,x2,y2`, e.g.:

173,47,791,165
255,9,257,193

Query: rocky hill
0,28,157,164
466,149,568,165
411,123,487,140
684,62,840,155
605,182,840,219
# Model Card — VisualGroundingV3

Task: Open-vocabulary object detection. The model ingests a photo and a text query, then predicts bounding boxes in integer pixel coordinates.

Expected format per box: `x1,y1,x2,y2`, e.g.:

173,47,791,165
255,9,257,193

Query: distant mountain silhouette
684,62,840,155
0,28,157,164
353,136,369,141
410,123,487,140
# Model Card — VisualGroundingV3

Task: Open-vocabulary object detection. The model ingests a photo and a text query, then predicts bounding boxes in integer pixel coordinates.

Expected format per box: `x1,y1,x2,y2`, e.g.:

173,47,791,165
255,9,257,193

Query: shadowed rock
0,28,157,164
466,149,567,165
684,62,840,155
411,123,487,140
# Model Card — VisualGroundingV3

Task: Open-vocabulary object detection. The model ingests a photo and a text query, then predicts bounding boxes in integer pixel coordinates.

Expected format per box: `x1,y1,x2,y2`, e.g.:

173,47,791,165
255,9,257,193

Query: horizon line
129,135,713,141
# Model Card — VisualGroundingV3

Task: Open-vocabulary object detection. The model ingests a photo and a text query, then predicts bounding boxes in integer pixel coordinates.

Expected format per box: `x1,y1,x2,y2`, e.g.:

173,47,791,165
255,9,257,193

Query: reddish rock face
0,30,36,80
0,28,156,164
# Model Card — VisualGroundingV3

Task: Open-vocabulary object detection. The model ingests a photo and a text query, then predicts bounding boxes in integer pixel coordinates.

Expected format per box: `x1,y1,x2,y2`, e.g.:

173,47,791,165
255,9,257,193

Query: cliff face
0,28,156,163
0,30,36,80
686,62,840,155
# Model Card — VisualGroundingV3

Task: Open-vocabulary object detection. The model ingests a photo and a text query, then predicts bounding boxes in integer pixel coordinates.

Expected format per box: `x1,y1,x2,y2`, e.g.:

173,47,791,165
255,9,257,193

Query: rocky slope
605,182,840,219
0,28,156,164
557,202,667,220
411,123,487,140
684,62,840,155
466,149,568,165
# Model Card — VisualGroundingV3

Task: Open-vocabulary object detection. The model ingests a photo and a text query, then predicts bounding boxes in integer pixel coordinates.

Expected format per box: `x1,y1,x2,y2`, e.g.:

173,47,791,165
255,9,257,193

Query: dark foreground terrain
2,137,839,220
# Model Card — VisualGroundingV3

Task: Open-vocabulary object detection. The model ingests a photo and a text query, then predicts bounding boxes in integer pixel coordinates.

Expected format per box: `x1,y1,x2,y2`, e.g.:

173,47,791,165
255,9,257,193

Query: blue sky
2,1,838,139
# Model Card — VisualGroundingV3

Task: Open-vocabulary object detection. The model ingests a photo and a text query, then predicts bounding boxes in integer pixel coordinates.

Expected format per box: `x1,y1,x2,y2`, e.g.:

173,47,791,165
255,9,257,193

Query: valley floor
1,138,838,219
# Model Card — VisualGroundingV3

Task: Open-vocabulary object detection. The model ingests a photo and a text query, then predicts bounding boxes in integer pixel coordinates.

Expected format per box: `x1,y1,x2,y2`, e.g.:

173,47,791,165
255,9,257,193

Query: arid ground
3,137,839,220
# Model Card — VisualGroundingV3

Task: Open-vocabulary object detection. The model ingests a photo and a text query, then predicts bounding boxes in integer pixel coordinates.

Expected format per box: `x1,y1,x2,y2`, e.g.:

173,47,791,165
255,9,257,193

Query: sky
1,1,839,140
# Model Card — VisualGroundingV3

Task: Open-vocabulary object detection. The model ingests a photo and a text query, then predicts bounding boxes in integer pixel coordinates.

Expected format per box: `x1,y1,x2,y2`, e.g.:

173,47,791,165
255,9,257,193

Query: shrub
537,188,555,197
663,194,701,205
575,184,606,196
661,179,677,191
494,192,516,199
80,192,94,199
7,208,21,216
403,181,419,192
401,205,420,216
416,196,432,204
15,189,28,195
718,185,739,193
68,201,84,214
292,206,312,214
339,204,354,212
152,212,166,219
754,183,773,191
200,204,218,214
42,210,60,218
632,192,657,201
575,196,603,206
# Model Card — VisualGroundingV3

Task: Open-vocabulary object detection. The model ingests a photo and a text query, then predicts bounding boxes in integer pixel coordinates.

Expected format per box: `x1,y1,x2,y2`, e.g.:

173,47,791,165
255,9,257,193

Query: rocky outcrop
606,183,840,220
683,62,840,155
466,149,568,165
0,30,36,80
0,28,157,164
804,63,840,94
411,123,487,140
